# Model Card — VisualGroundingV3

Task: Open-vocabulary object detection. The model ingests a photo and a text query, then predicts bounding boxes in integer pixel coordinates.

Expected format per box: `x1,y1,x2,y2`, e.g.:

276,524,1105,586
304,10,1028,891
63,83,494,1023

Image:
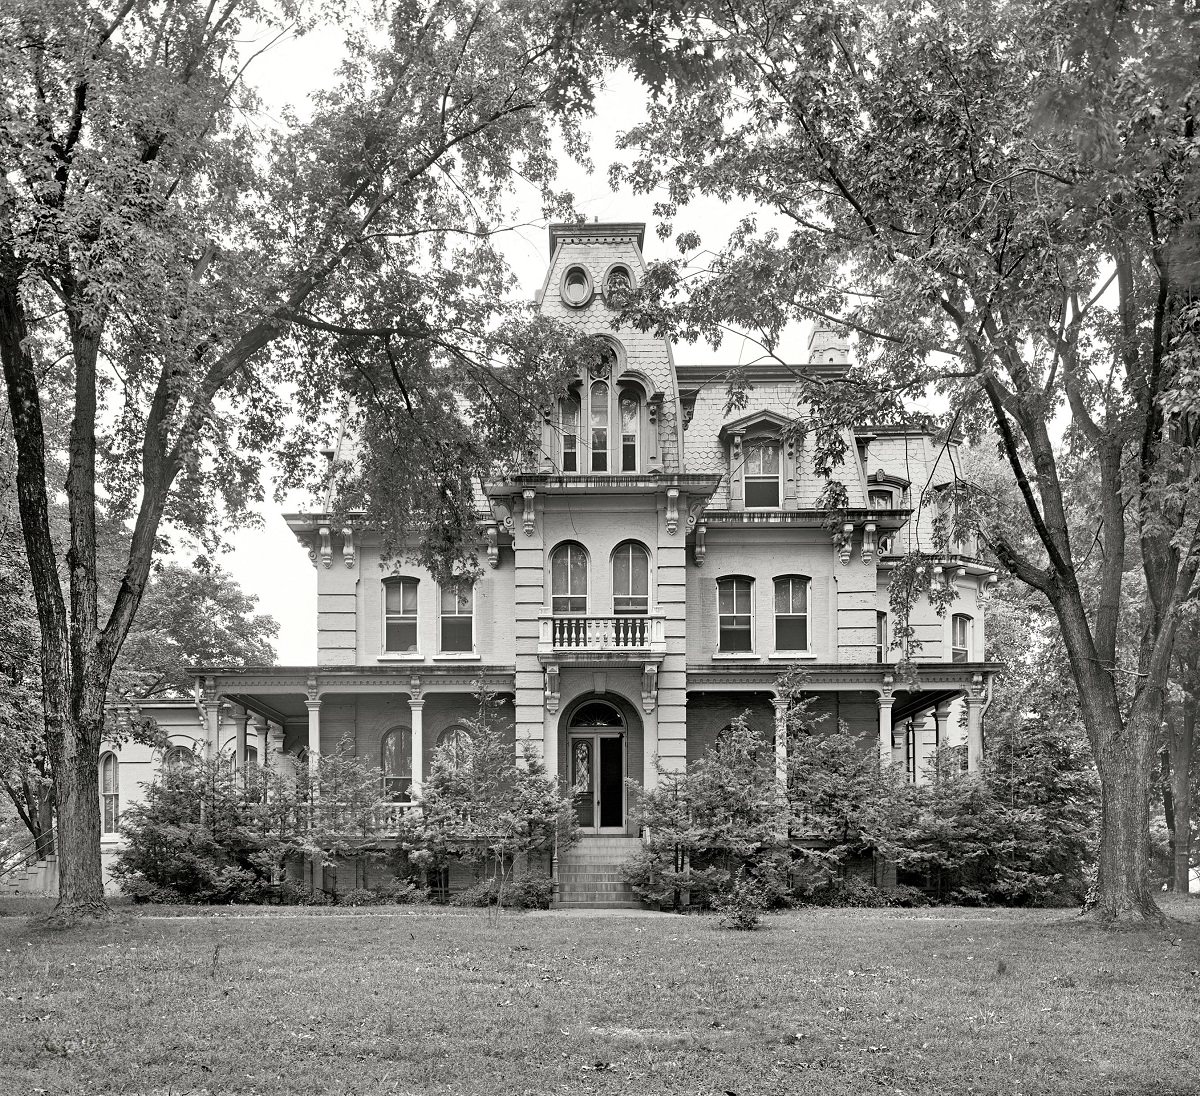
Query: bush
337,887,382,907
713,875,768,930
797,877,928,908
275,880,333,906
449,871,554,910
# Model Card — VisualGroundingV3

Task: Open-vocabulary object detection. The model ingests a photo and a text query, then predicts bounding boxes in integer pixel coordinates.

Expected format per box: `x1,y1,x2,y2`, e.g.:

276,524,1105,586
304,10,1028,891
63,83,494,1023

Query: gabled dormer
719,409,796,510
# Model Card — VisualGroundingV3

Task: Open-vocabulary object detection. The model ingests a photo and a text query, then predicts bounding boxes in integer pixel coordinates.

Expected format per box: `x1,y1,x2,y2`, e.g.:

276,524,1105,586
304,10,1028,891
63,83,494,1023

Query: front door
569,732,625,832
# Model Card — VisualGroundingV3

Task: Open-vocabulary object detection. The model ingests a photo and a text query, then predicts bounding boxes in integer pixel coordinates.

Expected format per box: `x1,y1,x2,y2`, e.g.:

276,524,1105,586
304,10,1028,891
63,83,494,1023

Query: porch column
202,697,222,756
232,705,249,773
305,699,321,775
772,695,789,792
933,701,953,750
965,694,985,772
877,694,895,767
408,698,425,798
253,714,269,767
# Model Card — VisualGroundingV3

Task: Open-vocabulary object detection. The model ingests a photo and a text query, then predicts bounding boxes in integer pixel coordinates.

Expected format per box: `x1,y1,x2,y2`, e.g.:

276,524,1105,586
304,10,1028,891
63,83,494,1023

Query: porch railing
539,613,666,655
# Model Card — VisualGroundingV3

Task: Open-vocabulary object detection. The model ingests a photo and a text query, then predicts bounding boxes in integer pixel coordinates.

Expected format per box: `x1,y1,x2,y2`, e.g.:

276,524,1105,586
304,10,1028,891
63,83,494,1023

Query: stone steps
555,838,643,909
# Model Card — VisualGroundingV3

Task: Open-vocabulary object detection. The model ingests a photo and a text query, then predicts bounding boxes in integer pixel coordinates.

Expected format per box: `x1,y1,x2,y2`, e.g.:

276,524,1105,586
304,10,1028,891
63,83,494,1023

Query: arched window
951,614,972,662
773,576,810,653
245,745,259,768
164,744,195,774
717,576,754,653
612,541,650,615
550,542,588,614
560,395,580,473
382,577,419,654
744,441,781,508
604,264,633,303
590,381,609,472
381,727,413,802
435,726,473,769
619,391,640,472
99,752,119,834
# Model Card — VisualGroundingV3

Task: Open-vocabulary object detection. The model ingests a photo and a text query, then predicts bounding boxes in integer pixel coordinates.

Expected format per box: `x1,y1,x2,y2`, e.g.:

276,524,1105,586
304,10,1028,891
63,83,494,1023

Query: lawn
1,899,1198,1096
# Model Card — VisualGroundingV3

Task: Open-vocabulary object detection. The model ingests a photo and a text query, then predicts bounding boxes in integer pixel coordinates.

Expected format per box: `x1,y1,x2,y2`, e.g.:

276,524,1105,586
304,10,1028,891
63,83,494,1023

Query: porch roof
684,661,1002,694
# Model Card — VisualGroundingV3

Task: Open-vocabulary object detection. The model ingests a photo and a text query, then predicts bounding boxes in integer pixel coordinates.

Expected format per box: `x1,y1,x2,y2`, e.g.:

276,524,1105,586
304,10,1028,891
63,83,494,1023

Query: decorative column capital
304,699,322,713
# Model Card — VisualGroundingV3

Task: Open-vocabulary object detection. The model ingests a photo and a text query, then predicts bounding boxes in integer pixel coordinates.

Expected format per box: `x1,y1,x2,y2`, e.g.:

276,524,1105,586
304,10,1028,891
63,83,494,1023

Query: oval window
562,265,592,307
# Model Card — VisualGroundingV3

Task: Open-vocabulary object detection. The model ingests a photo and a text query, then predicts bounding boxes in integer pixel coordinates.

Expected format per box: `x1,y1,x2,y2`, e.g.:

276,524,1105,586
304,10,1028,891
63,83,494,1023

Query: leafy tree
113,737,386,903
599,0,1199,922
112,561,277,700
0,0,597,917
406,694,577,903
625,713,790,910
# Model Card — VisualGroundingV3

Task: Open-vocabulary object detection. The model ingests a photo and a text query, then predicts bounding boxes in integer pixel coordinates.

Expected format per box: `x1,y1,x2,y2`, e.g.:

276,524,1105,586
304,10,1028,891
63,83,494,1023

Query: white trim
435,580,476,657
716,574,755,656
381,576,421,658
376,653,424,662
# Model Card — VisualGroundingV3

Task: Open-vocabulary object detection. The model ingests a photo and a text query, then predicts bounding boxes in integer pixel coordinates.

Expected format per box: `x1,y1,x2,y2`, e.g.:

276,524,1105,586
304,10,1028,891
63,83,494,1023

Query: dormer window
603,264,634,304
560,396,580,473
561,264,593,308
868,489,895,510
619,391,640,472
745,441,781,508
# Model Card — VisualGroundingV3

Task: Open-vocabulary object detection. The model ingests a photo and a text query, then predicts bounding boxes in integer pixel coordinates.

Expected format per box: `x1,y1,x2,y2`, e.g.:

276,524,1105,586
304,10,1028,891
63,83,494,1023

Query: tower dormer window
590,381,609,472
561,264,593,307
619,391,640,472
745,441,781,508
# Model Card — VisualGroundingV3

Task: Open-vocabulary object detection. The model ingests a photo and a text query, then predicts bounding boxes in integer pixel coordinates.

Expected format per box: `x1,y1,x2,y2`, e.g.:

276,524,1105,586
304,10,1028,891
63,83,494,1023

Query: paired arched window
100,752,119,834
559,395,580,473
612,541,650,615
773,576,811,653
717,576,754,653
951,614,972,662
619,390,640,472
381,727,413,802
551,542,589,614
435,726,473,769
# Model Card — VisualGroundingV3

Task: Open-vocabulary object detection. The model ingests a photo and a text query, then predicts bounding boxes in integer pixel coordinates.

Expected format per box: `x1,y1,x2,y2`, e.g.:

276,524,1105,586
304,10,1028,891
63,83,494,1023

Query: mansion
89,222,999,906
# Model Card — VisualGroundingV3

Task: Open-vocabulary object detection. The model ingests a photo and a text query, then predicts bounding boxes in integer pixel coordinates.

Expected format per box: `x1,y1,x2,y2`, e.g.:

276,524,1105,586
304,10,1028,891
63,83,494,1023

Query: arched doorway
567,700,626,833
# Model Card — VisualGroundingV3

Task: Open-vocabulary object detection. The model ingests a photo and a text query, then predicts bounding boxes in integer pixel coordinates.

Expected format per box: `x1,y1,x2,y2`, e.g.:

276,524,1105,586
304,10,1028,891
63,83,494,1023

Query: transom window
773,576,810,652
551,542,588,614
744,442,781,508
619,392,640,472
560,396,580,473
952,614,972,662
435,726,473,769
382,727,413,802
612,542,650,615
590,381,609,472
717,576,754,653
439,582,474,653
164,745,194,774
100,752,119,834
383,577,419,654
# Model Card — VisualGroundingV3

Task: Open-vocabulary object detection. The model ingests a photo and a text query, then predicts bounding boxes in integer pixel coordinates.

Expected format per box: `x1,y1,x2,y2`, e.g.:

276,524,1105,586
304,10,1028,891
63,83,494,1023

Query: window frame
437,580,475,656
743,439,782,509
951,614,972,662
163,744,195,775
868,488,895,510
381,576,421,658
381,726,414,803
559,394,581,473
550,541,589,615
560,264,593,308
876,611,889,663
435,725,473,770
589,380,609,472
716,575,755,656
618,389,640,472
100,751,119,835
611,541,651,616
772,575,811,655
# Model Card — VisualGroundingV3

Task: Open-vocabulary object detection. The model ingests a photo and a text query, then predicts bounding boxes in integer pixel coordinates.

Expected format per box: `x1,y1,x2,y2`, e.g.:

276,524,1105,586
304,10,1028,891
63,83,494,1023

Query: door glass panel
571,739,594,828
599,737,623,828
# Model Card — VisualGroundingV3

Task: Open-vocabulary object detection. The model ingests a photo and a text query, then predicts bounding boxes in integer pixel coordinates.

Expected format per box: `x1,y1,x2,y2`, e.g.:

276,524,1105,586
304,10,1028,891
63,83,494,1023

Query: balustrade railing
540,614,665,652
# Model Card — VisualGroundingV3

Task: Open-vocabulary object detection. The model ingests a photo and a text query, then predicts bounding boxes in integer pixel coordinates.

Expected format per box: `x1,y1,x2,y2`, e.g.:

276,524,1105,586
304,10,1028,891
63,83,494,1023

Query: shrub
449,871,553,910
797,877,928,908
713,874,768,930
337,887,381,907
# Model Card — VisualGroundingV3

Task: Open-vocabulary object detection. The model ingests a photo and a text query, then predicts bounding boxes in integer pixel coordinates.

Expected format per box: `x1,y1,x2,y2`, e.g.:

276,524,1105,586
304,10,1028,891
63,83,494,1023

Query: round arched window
436,726,473,769
164,744,195,773
604,265,633,303
561,265,593,307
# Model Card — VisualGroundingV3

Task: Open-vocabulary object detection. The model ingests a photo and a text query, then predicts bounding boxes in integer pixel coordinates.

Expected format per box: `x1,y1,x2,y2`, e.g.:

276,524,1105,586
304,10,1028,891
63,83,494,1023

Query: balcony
538,613,667,661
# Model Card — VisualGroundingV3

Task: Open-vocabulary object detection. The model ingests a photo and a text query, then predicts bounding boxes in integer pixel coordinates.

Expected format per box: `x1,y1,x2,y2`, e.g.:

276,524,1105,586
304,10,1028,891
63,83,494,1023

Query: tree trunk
50,714,109,918
1173,708,1194,896
1089,705,1164,923
1161,744,1176,890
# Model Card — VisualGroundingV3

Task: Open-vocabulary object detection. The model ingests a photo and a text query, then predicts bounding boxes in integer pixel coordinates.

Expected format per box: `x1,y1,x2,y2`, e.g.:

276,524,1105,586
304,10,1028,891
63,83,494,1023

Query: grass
1,897,1198,1096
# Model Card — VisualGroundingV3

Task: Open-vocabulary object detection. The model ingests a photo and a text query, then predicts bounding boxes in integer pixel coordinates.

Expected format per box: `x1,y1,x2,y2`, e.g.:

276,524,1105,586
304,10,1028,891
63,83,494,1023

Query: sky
218,15,813,665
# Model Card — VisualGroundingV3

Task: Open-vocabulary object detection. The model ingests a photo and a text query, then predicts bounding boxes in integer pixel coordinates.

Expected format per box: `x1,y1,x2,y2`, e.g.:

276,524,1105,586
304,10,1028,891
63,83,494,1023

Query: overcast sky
219,17,812,665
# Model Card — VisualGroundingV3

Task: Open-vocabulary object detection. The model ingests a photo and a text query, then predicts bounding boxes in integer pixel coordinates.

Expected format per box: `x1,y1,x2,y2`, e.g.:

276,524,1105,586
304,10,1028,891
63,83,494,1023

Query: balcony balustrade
538,613,667,658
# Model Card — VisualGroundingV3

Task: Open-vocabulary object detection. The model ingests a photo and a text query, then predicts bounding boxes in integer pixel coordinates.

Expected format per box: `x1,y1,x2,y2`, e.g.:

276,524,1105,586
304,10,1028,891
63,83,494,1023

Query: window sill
712,652,760,661
769,652,817,660
432,653,481,661
377,653,423,662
